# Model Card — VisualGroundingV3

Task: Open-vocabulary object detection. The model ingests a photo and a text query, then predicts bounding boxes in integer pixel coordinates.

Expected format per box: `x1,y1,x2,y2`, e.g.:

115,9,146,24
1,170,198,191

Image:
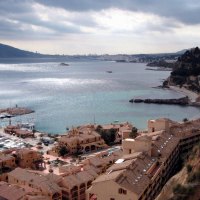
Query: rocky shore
129,96,190,105
0,107,34,117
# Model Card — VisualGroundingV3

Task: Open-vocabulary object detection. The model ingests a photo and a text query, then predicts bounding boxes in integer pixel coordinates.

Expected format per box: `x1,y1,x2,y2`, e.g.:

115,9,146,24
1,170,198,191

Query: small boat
106,71,112,73
60,63,69,66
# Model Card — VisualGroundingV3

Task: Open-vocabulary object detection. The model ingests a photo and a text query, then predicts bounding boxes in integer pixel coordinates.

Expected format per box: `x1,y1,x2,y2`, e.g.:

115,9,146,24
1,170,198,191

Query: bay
0,59,199,133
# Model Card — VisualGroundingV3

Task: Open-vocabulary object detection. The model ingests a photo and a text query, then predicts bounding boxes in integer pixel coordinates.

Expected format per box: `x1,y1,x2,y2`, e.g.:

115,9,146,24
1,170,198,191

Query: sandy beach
169,86,199,103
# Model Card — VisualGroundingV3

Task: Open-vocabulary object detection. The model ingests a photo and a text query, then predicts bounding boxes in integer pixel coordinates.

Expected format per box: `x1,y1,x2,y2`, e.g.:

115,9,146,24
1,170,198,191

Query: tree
59,146,68,157
183,118,188,123
129,127,138,139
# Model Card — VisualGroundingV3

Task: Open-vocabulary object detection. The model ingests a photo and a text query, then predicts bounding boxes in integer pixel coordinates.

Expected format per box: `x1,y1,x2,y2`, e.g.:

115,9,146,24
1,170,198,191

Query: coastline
168,85,199,103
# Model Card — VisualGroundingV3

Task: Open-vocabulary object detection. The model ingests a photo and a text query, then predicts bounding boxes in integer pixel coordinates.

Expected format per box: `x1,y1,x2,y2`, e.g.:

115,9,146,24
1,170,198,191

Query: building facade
86,118,200,200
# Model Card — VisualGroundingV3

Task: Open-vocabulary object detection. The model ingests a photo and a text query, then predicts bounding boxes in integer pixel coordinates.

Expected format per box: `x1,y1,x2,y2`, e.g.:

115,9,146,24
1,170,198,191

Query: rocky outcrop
156,143,200,200
129,96,190,105
147,60,174,68
0,107,34,116
164,47,200,93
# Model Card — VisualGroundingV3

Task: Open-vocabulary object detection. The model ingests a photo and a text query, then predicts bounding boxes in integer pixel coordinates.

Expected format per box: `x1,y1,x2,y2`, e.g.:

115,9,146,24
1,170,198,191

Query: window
119,188,127,194
110,198,115,200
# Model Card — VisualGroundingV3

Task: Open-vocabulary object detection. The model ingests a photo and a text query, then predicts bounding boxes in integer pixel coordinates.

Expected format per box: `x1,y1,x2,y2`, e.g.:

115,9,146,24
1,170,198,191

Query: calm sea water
0,59,199,133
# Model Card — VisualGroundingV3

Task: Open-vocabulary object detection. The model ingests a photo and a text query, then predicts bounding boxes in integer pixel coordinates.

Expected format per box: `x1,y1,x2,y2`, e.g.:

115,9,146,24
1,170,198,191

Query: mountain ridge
0,43,186,59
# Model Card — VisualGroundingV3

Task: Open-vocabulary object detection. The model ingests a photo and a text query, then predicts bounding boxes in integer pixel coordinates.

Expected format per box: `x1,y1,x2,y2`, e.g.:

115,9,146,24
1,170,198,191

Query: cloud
0,0,200,54
37,0,200,25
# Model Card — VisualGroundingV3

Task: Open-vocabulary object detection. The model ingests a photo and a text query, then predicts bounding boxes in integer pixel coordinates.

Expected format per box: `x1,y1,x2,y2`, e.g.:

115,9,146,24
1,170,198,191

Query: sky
1,0,200,55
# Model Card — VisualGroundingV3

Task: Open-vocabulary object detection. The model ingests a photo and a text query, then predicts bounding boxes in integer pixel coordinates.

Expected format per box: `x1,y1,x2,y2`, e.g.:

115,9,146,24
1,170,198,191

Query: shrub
187,170,200,183
129,127,138,138
183,118,188,122
59,146,68,157
186,164,192,173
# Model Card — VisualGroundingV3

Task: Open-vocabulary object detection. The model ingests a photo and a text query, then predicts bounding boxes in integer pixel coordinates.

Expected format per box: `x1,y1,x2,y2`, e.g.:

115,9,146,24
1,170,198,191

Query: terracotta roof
0,154,14,162
93,152,155,195
0,182,26,200
8,168,61,195
61,170,96,189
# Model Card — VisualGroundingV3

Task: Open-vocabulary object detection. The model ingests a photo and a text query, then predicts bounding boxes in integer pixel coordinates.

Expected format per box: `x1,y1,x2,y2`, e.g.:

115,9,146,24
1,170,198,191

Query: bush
186,164,192,173
59,146,68,157
129,127,138,138
98,128,116,145
183,118,188,122
173,184,194,197
187,170,200,183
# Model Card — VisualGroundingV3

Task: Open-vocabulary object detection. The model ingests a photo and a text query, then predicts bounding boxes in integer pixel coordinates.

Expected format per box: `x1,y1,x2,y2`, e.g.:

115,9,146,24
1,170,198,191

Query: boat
19,122,35,131
106,71,112,73
60,63,69,66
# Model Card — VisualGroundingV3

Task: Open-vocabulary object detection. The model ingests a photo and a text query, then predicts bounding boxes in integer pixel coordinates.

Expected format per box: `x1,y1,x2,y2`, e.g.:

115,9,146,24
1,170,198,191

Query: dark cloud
0,0,200,41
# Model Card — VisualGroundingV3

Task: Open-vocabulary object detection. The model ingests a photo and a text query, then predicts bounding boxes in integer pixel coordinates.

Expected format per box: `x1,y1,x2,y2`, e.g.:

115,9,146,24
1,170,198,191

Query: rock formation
129,96,190,105
163,47,200,93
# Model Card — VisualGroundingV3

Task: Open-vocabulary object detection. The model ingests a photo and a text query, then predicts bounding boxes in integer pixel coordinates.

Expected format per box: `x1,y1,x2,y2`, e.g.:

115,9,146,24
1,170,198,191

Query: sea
0,58,199,134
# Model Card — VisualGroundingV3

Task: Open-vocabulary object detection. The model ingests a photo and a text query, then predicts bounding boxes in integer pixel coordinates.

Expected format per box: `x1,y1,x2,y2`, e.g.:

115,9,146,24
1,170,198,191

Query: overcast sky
1,0,200,54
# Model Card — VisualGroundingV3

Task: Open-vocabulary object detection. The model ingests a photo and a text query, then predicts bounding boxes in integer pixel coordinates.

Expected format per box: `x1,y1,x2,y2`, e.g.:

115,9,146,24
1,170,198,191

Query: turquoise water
0,60,199,133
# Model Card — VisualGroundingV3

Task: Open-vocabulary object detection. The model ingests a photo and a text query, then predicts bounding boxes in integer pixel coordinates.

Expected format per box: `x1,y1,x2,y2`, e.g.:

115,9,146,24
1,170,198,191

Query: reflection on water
0,60,199,133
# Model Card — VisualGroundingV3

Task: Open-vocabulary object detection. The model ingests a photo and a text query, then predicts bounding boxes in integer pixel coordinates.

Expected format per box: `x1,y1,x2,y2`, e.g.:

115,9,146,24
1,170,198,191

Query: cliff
156,144,200,200
163,47,200,93
147,60,174,68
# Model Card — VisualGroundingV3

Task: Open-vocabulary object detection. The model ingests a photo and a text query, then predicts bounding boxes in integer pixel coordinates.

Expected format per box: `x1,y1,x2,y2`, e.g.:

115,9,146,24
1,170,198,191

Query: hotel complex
86,118,200,200
0,118,199,200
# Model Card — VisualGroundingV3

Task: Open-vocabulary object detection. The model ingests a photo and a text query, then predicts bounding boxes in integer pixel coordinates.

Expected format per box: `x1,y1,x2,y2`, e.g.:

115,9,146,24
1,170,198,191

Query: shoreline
168,85,199,103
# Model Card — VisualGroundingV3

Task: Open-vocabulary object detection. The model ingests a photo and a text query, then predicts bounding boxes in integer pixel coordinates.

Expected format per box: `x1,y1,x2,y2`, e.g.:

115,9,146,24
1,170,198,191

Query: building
61,167,98,200
56,125,107,155
8,168,62,200
4,125,34,138
0,181,27,200
147,118,176,133
101,122,133,142
0,154,16,181
14,149,44,169
86,118,200,200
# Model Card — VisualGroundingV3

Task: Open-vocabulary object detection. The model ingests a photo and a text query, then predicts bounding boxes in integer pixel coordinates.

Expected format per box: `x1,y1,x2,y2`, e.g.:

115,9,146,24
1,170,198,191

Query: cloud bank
1,0,200,54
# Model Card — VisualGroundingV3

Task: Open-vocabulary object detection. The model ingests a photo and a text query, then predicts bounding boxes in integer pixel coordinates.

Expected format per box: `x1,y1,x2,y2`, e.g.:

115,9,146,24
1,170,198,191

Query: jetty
129,96,190,105
0,107,34,118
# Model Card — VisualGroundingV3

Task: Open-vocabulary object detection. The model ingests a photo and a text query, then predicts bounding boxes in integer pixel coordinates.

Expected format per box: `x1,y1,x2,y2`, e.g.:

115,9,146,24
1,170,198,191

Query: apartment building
0,148,44,183
14,148,44,169
8,168,62,200
86,118,200,200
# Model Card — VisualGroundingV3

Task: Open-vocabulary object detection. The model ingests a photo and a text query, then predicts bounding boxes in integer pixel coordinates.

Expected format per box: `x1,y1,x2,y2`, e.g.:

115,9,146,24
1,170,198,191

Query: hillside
156,144,200,200
163,47,200,93
0,43,46,58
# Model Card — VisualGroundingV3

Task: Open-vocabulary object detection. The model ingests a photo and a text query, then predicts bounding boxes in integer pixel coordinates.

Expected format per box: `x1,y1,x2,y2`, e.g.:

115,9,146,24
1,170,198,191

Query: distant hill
0,43,189,61
163,47,200,93
175,49,189,54
0,43,47,58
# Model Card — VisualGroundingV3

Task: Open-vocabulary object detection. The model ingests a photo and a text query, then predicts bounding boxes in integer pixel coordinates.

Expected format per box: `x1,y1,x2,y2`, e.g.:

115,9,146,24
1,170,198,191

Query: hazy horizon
1,0,200,54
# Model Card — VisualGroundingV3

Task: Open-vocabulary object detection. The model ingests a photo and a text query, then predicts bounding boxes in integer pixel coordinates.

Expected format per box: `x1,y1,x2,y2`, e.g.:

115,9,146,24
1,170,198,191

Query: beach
169,86,199,103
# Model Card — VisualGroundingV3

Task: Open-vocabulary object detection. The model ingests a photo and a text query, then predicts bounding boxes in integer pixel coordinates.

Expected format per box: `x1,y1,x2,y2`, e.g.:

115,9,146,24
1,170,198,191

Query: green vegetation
171,143,200,200
186,164,192,173
164,47,200,93
183,118,189,123
187,170,200,183
172,184,194,200
95,125,116,145
129,127,138,139
58,146,68,157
